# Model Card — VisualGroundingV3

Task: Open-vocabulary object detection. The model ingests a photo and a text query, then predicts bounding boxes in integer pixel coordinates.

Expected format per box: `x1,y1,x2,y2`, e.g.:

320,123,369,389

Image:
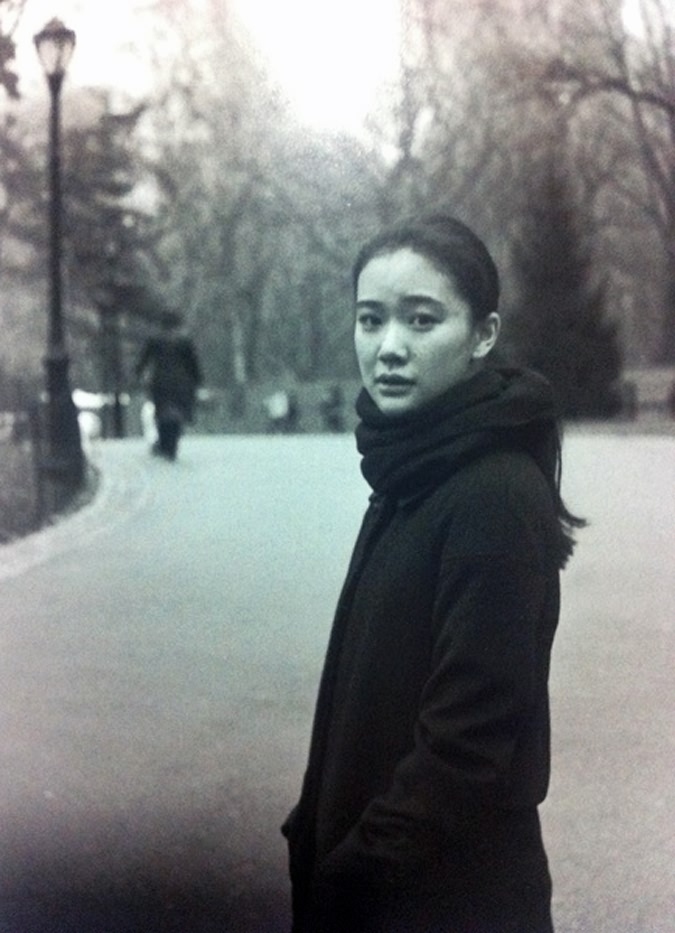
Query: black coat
285,370,564,933
136,334,202,421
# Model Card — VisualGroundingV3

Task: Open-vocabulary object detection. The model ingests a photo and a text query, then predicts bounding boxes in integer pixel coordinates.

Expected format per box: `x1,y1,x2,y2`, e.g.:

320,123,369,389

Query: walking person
135,319,202,461
282,214,583,932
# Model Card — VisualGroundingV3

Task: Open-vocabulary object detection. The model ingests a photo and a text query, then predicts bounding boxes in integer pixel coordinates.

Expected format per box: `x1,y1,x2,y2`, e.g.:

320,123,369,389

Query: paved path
544,432,675,933
0,432,673,932
0,436,366,933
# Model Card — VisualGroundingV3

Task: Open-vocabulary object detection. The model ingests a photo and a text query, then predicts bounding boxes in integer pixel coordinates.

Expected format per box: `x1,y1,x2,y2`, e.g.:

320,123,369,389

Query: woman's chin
373,393,420,417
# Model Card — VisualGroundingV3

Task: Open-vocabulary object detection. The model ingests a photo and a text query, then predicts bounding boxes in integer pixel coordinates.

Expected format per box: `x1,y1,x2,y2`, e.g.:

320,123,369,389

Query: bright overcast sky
232,0,402,131
13,0,402,133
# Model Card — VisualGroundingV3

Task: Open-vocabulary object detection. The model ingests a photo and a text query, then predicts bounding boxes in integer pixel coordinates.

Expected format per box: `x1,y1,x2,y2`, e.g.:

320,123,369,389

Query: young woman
283,215,582,932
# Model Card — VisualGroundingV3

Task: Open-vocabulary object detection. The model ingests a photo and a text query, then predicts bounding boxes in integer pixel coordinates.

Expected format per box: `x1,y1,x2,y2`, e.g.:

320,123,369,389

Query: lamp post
33,17,84,494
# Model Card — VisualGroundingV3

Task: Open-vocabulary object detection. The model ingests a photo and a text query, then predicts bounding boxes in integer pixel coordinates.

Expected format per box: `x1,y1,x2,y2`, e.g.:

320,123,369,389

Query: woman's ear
472,312,501,360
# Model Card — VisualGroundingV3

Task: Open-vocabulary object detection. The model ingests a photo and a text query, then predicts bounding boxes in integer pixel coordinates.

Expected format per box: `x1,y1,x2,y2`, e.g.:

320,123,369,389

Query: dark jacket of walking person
282,215,583,933
136,324,202,460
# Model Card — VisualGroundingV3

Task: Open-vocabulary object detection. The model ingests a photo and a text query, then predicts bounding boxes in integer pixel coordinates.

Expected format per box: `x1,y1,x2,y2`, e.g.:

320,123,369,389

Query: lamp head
34,18,76,78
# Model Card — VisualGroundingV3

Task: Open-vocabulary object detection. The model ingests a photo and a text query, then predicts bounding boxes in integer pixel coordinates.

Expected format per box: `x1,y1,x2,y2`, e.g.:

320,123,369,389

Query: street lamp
34,17,84,494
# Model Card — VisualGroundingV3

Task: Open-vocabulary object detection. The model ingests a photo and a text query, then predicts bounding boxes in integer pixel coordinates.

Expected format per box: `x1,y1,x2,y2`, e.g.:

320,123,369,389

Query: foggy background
1,0,674,420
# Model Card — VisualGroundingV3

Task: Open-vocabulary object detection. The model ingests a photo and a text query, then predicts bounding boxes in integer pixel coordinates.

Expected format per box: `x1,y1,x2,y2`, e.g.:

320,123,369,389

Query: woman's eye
357,313,381,330
410,312,438,329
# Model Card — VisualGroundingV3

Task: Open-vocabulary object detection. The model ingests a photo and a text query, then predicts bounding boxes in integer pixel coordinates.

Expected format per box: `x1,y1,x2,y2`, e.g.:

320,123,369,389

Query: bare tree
527,0,675,361
0,0,23,100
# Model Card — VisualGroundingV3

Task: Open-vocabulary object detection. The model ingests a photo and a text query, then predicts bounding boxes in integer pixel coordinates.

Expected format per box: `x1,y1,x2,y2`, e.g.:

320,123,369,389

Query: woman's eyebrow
356,295,446,310
355,299,385,310
400,295,447,311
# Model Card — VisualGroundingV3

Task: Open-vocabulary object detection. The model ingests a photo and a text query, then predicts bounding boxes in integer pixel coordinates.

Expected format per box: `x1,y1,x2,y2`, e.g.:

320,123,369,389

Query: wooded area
1,0,674,418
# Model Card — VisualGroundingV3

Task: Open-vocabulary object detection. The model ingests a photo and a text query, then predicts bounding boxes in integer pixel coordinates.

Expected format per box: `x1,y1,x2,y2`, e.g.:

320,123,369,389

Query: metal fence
0,400,89,542
0,406,44,542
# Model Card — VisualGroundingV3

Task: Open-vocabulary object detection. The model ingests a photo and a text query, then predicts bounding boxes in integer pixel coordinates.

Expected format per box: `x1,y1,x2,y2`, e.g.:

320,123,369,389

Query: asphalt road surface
0,431,673,933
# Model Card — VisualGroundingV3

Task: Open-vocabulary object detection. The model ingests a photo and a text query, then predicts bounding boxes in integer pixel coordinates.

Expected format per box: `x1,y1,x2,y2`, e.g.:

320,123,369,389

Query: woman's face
354,248,499,416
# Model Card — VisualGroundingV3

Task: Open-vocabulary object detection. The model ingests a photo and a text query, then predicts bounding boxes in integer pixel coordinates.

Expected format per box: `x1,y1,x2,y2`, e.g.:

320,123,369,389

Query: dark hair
352,214,499,323
534,422,587,567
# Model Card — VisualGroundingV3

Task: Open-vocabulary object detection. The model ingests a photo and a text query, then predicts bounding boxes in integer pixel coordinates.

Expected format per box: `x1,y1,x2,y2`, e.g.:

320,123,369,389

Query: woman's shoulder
427,448,558,560
467,444,549,490
427,444,550,500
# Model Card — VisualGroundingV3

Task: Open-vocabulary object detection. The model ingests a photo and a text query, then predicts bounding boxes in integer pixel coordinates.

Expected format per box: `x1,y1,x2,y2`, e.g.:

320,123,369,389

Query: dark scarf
355,367,561,506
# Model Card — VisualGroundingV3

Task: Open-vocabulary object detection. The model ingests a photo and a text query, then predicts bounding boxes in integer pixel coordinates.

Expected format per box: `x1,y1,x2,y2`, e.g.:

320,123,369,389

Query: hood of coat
355,366,560,501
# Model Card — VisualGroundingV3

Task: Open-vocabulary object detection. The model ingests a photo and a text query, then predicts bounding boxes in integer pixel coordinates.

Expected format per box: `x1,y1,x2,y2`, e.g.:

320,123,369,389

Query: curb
0,440,152,583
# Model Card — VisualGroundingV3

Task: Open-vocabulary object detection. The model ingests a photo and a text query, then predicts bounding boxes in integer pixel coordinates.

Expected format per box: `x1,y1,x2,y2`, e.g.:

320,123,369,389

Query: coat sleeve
181,340,203,385
316,476,555,895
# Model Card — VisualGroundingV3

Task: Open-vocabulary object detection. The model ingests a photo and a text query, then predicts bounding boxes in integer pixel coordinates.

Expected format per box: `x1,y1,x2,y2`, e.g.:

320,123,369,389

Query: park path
0,436,366,932
0,431,673,932
543,430,675,933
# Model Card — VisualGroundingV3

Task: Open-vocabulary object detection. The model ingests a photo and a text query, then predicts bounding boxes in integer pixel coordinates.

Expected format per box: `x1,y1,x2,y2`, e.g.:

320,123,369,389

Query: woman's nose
377,322,409,362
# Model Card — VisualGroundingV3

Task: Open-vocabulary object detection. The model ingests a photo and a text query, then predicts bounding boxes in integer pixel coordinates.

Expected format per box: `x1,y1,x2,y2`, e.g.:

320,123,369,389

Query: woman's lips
375,374,414,385
375,375,415,394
